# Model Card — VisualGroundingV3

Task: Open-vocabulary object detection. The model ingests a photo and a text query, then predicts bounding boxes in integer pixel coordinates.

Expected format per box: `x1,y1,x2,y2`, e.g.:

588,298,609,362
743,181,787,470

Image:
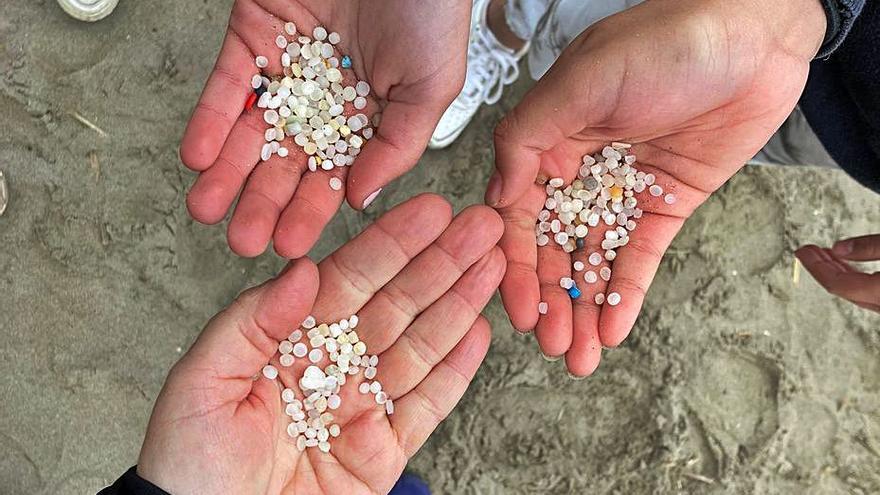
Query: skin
138,194,506,494
796,234,880,313
488,0,828,376
180,0,471,258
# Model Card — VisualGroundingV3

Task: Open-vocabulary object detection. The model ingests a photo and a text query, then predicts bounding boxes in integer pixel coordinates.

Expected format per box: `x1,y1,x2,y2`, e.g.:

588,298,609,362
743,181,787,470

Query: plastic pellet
293,342,308,358
568,286,582,299
280,353,295,367
538,301,548,314
607,292,621,306
358,382,370,394
599,267,612,281
255,55,269,68
560,277,574,290
584,270,598,284
573,261,585,271
664,193,676,204
369,381,381,394
589,253,602,266
308,348,324,363
594,293,605,305
262,365,278,380
329,177,342,191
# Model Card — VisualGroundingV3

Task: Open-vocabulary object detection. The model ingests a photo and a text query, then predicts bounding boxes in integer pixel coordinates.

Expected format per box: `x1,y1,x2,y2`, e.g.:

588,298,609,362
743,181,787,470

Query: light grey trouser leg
505,0,643,80
750,107,839,168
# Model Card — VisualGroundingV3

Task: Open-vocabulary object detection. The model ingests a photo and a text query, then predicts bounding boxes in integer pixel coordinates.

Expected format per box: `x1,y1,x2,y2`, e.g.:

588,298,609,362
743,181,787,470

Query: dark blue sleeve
800,1,880,194
97,466,170,495
817,0,867,58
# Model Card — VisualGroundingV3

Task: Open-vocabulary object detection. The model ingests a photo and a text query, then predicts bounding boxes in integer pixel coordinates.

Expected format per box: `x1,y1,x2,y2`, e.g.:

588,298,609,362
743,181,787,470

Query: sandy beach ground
1,1,878,493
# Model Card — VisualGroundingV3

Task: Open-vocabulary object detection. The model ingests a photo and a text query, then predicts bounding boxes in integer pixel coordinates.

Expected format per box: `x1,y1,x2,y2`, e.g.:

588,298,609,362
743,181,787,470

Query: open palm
137,194,505,494
490,0,827,376
180,0,470,258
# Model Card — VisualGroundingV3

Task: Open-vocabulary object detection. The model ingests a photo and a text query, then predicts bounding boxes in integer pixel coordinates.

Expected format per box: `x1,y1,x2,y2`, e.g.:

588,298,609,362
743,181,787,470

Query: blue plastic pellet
341,55,352,69
568,286,582,299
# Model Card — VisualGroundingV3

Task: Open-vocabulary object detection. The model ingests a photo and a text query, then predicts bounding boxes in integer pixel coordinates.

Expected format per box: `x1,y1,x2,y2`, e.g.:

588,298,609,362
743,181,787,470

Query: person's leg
526,0,643,80
429,0,550,149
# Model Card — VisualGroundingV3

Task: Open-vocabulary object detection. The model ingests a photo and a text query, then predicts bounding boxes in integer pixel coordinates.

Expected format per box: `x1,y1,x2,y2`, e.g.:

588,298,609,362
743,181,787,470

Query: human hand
489,0,827,376
796,235,880,313
137,194,504,494
180,0,470,258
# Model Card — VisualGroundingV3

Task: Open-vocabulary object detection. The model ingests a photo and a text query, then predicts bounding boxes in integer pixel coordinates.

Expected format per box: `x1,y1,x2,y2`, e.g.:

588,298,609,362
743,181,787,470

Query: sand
0,1,878,494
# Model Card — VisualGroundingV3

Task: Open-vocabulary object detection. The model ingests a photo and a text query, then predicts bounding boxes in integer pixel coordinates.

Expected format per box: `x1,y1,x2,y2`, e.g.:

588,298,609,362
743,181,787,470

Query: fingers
598,213,685,348
312,193,454,319
355,206,504,351
497,188,545,332
179,29,255,171
186,110,266,224
345,100,444,209
390,315,491,457
378,247,506,399
272,165,348,259
226,151,306,257
182,259,319,382
534,241,574,359
796,245,880,309
832,234,880,262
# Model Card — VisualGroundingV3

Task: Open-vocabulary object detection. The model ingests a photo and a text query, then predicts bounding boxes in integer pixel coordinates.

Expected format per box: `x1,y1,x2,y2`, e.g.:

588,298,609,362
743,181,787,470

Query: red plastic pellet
245,92,257,111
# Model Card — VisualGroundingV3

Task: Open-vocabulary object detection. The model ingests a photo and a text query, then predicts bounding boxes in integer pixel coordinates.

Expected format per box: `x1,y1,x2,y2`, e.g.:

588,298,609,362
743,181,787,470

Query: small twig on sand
70,111,108,137
682,472,716,485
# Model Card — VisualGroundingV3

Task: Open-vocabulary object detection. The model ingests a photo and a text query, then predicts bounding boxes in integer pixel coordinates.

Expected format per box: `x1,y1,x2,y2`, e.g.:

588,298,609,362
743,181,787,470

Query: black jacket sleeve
98,466,171,495
801,1,880,194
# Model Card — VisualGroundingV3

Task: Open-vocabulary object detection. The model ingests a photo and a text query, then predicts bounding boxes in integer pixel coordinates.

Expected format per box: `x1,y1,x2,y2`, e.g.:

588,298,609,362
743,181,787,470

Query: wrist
754,0,827,60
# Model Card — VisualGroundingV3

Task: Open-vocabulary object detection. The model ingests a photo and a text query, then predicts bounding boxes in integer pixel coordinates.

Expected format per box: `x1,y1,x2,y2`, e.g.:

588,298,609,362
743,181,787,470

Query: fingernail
832,240,852,256
541,352,561,362
795,246,819,262
485,171,502,207
363,188,381,209
567,371,586,381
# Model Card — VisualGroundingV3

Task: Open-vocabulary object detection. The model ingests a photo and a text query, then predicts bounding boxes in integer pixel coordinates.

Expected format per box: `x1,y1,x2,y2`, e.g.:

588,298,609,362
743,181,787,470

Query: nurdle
261,313,391,454
251,24,378,191
534,142,676,313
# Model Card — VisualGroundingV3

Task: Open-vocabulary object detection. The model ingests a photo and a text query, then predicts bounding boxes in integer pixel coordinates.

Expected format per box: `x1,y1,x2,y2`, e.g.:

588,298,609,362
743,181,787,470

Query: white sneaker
429,0,528,149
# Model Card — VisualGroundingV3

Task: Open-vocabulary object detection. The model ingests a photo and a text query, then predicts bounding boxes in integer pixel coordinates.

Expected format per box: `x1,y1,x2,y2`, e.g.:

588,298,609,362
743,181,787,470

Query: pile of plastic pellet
260,314,391,453
252,22,375,190
535,143,675,310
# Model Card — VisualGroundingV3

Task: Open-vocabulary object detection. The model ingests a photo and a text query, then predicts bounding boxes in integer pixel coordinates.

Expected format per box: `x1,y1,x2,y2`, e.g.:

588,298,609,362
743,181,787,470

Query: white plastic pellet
599,267,612,281
364,367,377,379
284,22,297,35
276,35,288,49
282,388,296,403
589,253,602,266
255,55,268,68
329,177,342,191
280,353,295,367
594,293,605,305
607,292,621,306
560,277,574,290
358,382,370,394
262,365,278,380
369,381,381,394
664,193,676,204
375,391,388,404
538,301,549,314
353,97,366,110
277,147,289,158
293,342,308,358
328,32,341,44
313,27,327,40
327,394,341,410
573,261,585,271
308,348,324,363
649,185,663,196
584,271,598,284
355,81,370,97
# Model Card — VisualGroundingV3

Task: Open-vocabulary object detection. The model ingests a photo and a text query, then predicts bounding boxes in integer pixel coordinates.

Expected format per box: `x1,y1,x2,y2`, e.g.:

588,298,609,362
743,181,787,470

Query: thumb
180,258,319,381
488,37,622,208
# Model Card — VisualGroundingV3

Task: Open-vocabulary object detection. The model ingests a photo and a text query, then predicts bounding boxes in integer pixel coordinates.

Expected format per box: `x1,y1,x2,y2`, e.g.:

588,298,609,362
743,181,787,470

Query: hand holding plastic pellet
179,0,469,258
488,0,828,377
137,194,505,494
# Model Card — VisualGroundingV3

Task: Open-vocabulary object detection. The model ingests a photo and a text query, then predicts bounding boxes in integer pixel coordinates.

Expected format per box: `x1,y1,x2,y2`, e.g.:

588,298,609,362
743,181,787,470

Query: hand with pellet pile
101,195,505,494
489,0,829,377
179,0,470,259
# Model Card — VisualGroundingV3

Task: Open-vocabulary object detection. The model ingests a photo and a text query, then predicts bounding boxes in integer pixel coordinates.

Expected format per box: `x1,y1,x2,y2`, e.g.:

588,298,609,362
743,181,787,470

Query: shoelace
458,25,521,107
